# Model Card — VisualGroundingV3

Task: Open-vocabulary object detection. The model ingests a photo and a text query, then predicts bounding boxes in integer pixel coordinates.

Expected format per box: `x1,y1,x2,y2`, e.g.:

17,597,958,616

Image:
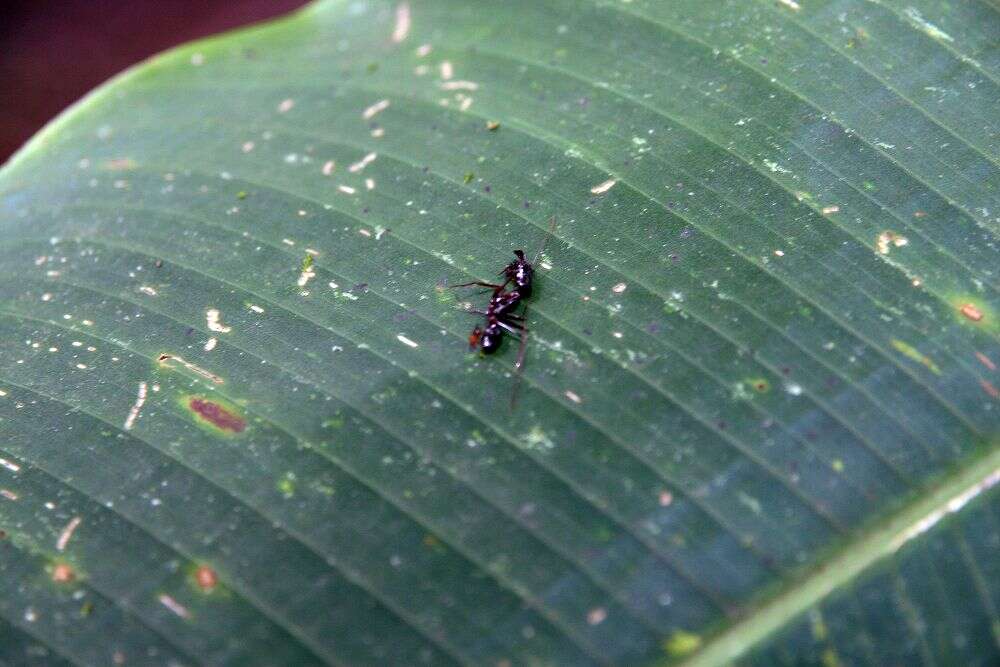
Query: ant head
513,250,526,261
467,326,483,350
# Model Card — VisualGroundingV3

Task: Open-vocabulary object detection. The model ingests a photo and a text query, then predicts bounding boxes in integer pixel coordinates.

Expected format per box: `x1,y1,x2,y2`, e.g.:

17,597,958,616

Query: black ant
451,217,556,407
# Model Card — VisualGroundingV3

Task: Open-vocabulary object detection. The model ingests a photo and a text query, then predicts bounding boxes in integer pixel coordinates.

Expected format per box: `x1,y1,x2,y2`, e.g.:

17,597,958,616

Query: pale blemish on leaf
122,381,148,431
975,352,996,372
391,2,411,43
278,472,297,498
876,231,908,255
297,254,316,289
738,492,762,515
349,152,378,173
397,334,419,348
277,98,295,113
590,178,617,194
56,516,82,551
158,353,224,384
441,80,479,91
903,7,954,42
206,308,232,333
522,426,555,452
891,339,942,375
763,159,791,174
158,593,191,619
664,629,702,657
362,99,390,120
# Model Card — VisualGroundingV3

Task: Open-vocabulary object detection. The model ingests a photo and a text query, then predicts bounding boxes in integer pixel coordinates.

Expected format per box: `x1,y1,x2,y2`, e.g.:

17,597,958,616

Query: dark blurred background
0,0,309,163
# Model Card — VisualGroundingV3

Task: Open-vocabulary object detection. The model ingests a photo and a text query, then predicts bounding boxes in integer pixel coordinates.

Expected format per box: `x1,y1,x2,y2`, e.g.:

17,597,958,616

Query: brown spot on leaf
51,563,75,583
976,352,996,372
981,380,999,400
194,565,218,591
960,304,983,322
189,397,246,433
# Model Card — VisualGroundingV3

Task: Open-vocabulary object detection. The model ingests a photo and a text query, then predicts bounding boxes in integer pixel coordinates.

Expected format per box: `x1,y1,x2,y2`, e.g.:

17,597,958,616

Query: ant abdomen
480,330,503,353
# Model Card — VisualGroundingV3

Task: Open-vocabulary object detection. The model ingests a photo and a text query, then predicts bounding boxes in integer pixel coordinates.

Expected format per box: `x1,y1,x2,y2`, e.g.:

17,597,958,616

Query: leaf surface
0,0,997,664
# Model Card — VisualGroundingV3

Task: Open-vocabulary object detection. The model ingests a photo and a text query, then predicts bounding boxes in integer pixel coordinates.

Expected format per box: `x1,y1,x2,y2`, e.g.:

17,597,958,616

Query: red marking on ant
451,217,556,410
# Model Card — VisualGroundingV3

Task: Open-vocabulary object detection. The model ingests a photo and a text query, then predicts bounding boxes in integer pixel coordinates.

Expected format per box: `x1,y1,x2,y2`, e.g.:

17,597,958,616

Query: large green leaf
0,0,997,664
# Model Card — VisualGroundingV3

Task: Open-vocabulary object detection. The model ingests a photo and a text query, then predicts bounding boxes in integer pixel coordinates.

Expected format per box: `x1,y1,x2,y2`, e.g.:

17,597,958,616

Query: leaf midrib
678,445,1000,666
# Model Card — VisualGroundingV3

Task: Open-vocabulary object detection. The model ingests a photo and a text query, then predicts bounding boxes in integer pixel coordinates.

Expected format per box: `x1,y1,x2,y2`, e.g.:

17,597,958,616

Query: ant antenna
532,216,558,267
509,305,531,413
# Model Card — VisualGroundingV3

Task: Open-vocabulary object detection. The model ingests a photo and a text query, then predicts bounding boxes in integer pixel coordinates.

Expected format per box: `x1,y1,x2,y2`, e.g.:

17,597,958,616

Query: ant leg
449,281,504,290
497,321,525,335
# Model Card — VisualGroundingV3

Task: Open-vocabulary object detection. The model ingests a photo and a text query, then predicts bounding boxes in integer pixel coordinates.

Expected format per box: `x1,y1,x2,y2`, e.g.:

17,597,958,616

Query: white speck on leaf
298,264,316,288
158,594,191,619
362,99,390,120
391,2,411,42
206,309,232,333
203,337,218,352
123,381,148,431
903,7,954,42
440,80,478,91
522,426,555,452
397,334,419,348
56,517,82,551
349,152,378,173
590,178,617,194
278,98,295,113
